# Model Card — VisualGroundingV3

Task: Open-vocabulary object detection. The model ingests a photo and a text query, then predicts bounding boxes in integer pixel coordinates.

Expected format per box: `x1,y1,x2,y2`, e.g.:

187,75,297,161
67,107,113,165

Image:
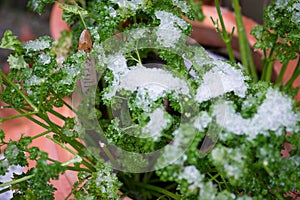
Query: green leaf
0,129,4,141
7,54,27,69
0,30,22,51
61,4,89,25
27,0,55,14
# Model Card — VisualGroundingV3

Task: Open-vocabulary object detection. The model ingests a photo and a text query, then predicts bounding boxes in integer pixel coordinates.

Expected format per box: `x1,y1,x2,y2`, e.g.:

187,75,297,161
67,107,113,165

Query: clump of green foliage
0,0,299,199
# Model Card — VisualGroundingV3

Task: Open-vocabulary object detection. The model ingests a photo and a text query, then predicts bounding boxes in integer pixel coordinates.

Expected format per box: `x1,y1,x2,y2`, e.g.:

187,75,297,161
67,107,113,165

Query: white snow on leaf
118,65,189,100
141,107,171,141
193,111,212,131
178,165,204,191
213,88,299,140
111,0,144,10
171,0,191,13
155,10,188,47
38,53,51,65
23,40,51,52
195,60,247,103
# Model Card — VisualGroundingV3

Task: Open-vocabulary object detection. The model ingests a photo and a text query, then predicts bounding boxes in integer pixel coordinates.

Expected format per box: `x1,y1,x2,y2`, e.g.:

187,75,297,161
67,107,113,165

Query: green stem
46,136,78,156
276,61,289,86
65,165,91,172
0,70,38,111
0,174,34,188
31,130,52,140
79,13,87,29
136,183,181,200
45,135,95,172
232,0,258,81
0,111,37,122
261,48,275,81
213,0,235,62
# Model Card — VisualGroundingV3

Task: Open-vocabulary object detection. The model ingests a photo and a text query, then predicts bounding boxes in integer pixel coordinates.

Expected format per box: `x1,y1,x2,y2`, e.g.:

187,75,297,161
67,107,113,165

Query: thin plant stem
0,70,38,111
276,61,289,86
0,174,34,188
31,130,52,140
261,48,275,81
0,111,37,122
212,0,235,62
45,135,95,172
232,0,258,81
136,182,181,200
46,135,78,156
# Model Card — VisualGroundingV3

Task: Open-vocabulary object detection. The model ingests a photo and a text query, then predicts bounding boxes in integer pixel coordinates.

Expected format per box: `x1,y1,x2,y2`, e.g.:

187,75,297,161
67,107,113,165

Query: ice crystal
213,88,299,140
23,39,51,52
288,2,300,28
25,75,45,86
141,107,171,141
196,60,247,103
155,11,188,47
211,146,246,180
178,165,204,191
193,111,212,131
198,181,217,200
117,65,189,102
38,54,51,65
171,0,191,13
111,0,144,10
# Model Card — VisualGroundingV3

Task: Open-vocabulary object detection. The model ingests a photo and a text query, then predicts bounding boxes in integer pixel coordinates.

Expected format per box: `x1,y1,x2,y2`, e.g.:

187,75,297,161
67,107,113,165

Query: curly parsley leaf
0,30,23,53
27,0,55,14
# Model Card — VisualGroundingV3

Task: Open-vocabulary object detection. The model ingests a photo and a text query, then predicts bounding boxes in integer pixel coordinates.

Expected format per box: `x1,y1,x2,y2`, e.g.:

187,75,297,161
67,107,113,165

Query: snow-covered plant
0,0,299,199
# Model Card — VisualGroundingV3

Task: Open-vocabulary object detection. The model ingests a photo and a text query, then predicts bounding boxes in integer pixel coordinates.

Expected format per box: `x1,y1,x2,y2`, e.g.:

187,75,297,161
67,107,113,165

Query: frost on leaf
23,37,52,52
110,0,144,11
171,0,191,13
155,10,188,47
213,88,299,140
7,54,27,69
195,60,247,103
141,107,171,141
38,54,51,65
104,63,190,104
178,165,204,191
211,146,246,181
193,111,212,132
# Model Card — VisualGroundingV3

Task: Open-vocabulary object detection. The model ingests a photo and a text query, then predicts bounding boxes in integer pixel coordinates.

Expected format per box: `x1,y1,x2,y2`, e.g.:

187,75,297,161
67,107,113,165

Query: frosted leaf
23,39,51,52
155,11,188,47
141,107,171,141
171,0,191,13
196,60,247,103
178,165,204,191
25,75,45,86
7,54,27,69
107,54,129,75
211,147,246,180
89,27,100,41
213,88,299,140
103,54,129,99
198,181,217,200
38,54,51,65
111,0,144,10
193,111,212,131
288,2,300,28
0,154,23,200
118,65,189,101
106,6,117,17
